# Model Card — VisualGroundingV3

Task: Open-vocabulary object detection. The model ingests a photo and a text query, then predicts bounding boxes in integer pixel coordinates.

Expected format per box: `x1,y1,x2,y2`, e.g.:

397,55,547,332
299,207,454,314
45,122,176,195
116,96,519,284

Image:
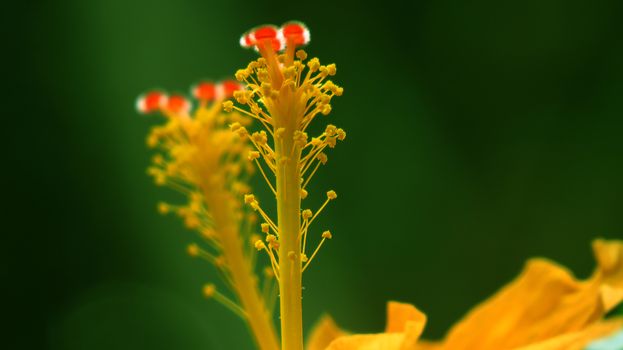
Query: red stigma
254,26,278,41
193,82,216,101
280,22,310,46
240,25,284,52
166,95,191,114
136,91,166,114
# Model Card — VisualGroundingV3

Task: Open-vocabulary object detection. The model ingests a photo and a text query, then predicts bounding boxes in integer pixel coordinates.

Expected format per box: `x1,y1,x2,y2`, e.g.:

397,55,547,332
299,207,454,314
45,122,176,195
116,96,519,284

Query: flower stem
275,128,304,350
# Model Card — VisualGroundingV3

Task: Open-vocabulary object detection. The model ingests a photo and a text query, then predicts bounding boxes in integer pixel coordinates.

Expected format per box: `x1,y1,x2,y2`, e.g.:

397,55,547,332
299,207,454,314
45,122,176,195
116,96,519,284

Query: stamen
187,243,220,265
245,195,278,232
253,158,276,195
302,230,332,272
255,240,280,281
305,191,336,230
203,283,248,319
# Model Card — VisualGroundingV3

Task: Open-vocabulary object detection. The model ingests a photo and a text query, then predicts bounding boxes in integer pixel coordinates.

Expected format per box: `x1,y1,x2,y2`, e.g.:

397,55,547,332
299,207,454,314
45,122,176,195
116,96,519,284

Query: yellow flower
308,239,623,350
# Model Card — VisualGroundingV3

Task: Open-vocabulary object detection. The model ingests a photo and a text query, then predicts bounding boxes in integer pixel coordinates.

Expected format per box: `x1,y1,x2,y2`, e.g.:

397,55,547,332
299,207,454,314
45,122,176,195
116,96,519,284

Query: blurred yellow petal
324,302,426,350
593,239,623,311
306,315,347,350
320,240,623,350
325,333,405,350
438,239,623,350
515,318,623,350
386,301,426,334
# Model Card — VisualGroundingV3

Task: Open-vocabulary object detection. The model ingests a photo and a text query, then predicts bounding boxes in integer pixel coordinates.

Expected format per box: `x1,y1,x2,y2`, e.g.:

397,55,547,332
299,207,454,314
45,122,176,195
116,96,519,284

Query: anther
251,131,268,145
244,194,256,204
250,201,260,210
250,105,263,116
321,104,332,115
263,266,274,278
322,230,332,239
283,66,297,79
222,100,234,112
326,64,337,76
269,240,280,250
317,153,328,164
215,256,226,268
184,215,200,229
257,69,269,82
307,58,320,71
157,202,170,214
326,136,337,148
187,243,200,257
235,69,248,81
296,49,308,60
201,228,216,239
327,190,337,200
300,188,308,199
255,240,267,251
154,174,166,186
230,122,242,132
235,126,249,138
323,81,335,90
250,233,261,244
233,90,249,104
325,124,337,136
203,284,216,298
336,128,346,140
260,82,272,96
261,223,270,233
294,130,308,147
302,209,313,220
248,151,260,161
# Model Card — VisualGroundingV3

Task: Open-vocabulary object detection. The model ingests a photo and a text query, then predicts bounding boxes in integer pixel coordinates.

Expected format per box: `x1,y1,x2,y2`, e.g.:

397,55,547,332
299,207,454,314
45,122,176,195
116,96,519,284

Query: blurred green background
7,0,623,349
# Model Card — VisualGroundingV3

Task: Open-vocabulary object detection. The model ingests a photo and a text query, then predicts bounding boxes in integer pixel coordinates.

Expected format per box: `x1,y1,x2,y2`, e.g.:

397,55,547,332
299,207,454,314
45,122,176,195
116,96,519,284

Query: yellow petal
325,302,427,350
386,301,427,334
437,239,623,350
325,333,406,350
593,239,623,311
306,314,347,350
514,318,623,350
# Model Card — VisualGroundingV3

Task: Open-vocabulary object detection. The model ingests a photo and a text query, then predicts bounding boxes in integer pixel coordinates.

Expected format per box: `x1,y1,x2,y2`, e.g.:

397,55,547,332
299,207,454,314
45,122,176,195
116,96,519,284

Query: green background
7,0,623,349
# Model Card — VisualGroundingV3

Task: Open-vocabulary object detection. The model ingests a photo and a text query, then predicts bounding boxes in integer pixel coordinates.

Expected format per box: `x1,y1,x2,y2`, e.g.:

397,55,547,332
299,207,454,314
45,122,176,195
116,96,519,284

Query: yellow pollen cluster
144,91,280,350
228,46,345,277
147,98,255,250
